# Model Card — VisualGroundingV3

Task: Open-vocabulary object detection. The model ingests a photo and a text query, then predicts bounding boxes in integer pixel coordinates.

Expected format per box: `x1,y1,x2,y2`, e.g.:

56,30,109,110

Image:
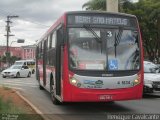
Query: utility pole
106,0,119,12
158,19,160,63
4,15,18,66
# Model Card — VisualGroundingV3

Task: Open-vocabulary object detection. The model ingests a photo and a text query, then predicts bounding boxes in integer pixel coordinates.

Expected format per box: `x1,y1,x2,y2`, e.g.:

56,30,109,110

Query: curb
14,90,49,120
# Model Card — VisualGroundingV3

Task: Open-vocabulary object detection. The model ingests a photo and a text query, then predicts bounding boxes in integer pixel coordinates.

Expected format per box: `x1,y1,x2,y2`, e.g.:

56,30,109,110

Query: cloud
0,0,87,46
0,0,87,22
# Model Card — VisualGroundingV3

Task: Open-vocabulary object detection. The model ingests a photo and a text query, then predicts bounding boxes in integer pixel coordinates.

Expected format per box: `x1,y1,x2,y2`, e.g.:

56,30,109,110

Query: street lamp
17,39,25,43
10,39,25,46
10,41,17,46
8,39,25,66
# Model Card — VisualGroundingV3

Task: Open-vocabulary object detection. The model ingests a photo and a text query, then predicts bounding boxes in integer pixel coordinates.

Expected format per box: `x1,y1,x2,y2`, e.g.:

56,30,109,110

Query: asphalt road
1,74,160,120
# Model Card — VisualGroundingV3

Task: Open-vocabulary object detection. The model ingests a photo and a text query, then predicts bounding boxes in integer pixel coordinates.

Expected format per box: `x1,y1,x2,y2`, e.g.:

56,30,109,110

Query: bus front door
55,26,64,96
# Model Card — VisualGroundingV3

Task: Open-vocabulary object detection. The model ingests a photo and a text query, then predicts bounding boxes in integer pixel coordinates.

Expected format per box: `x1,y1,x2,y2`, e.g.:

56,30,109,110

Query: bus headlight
69,77,81,88
71,78,77,84
133,74,141,86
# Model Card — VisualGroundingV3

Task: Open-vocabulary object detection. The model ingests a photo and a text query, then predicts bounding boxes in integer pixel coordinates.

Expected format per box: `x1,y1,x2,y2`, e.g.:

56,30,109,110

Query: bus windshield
69,27,140,71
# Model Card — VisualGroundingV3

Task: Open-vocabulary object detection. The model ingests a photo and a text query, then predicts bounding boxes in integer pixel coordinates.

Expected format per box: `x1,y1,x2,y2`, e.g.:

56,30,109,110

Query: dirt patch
0,87,36,114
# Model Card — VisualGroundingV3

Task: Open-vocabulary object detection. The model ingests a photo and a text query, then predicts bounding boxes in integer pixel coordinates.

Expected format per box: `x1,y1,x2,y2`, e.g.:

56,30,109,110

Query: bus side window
41,41,44,58
51,32,56,48
38,43,41,58
36,46,39,59
46,37,49,51
49,33,52,49
24,62,26,65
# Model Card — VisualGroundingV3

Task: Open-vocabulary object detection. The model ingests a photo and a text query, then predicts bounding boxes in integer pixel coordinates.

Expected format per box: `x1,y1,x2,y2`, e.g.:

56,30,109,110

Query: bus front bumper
69,85,143,102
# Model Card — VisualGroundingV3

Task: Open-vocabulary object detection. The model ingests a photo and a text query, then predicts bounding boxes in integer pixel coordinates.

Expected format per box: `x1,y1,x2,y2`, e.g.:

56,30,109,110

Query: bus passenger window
52,32,56,48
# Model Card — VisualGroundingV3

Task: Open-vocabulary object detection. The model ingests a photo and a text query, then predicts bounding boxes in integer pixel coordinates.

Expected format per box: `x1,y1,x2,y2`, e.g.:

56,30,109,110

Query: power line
0,8,50,28
4,15,19,65
0,10,9,16
18,18,50,28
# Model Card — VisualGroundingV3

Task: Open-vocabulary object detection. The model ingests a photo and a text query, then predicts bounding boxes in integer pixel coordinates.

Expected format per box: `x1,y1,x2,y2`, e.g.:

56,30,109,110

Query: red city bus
36,11,143,105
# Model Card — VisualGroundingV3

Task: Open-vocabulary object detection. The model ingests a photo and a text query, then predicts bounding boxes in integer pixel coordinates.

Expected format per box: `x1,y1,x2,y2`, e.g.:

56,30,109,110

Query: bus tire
38,74,44,90
39,85,44,90
50,79,61,105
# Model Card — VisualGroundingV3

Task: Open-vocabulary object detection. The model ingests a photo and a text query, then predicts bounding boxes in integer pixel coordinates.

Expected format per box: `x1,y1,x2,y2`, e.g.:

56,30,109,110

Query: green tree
9,56,21,65
82,0,160,62
82,0,131,11
123,0,160,62
1,56,6,63
0,55,21,65
82,0,106,11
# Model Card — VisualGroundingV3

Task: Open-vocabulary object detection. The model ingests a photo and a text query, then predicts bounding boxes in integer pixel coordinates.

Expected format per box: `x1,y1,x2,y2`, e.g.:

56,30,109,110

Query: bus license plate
99,95,113,100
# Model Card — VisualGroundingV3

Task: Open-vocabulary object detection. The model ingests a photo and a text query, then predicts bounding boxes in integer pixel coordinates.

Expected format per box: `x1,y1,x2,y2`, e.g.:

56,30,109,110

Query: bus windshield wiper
83,25,102,43
114,27,123,57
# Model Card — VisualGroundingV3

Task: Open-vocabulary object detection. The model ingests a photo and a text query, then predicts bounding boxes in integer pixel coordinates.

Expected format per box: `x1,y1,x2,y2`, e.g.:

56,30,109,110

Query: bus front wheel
38,74,44,90
50,80,61,105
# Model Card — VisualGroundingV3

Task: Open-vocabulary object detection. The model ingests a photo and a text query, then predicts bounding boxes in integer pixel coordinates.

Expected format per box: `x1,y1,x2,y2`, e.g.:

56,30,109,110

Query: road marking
0,83,38,88
0,84,23,90
2,81,38,85
8,87,24,90
0,78,39,89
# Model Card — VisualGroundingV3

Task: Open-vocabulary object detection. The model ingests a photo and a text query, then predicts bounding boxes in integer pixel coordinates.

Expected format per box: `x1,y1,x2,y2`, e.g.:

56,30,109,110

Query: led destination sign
67,15,136,27
75,16,128,25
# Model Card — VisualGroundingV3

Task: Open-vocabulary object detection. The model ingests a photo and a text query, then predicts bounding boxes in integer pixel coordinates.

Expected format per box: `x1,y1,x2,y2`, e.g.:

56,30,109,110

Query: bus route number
117,81,131,85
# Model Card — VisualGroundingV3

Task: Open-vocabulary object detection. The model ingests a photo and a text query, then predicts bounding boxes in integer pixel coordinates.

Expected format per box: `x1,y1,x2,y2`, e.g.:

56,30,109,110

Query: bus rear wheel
38,73,44,90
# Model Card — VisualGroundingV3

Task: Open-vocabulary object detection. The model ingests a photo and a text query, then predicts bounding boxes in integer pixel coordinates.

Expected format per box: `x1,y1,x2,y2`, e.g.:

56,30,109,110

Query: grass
0,96,24,114
0,92,43,120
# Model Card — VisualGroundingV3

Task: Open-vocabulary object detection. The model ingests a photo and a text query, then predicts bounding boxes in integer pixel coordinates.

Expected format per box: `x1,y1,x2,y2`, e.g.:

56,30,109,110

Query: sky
0,0,87,46
0,0,138,47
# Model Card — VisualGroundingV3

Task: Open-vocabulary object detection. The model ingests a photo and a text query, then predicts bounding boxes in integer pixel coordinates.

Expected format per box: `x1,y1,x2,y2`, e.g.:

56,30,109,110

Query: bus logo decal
95,80,103,85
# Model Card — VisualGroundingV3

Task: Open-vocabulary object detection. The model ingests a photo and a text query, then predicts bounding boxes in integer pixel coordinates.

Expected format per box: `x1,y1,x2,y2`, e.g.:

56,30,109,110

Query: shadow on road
143,92,160,99
58,102,133,114
45,102,134,120
41,89,136,114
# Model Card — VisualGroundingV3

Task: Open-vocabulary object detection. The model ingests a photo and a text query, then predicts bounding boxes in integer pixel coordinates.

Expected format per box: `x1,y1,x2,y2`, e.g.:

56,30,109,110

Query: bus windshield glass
69,27,140,71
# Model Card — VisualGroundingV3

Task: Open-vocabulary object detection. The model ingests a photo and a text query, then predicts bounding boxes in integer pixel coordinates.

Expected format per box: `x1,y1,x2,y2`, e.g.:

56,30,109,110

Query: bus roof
65,11,136,18
37,11,137,44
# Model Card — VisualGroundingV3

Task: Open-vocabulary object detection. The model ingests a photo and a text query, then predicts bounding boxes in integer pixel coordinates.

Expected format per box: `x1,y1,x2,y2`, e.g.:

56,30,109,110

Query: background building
0,45,36,69
21,45,36,60
0,46,22,58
